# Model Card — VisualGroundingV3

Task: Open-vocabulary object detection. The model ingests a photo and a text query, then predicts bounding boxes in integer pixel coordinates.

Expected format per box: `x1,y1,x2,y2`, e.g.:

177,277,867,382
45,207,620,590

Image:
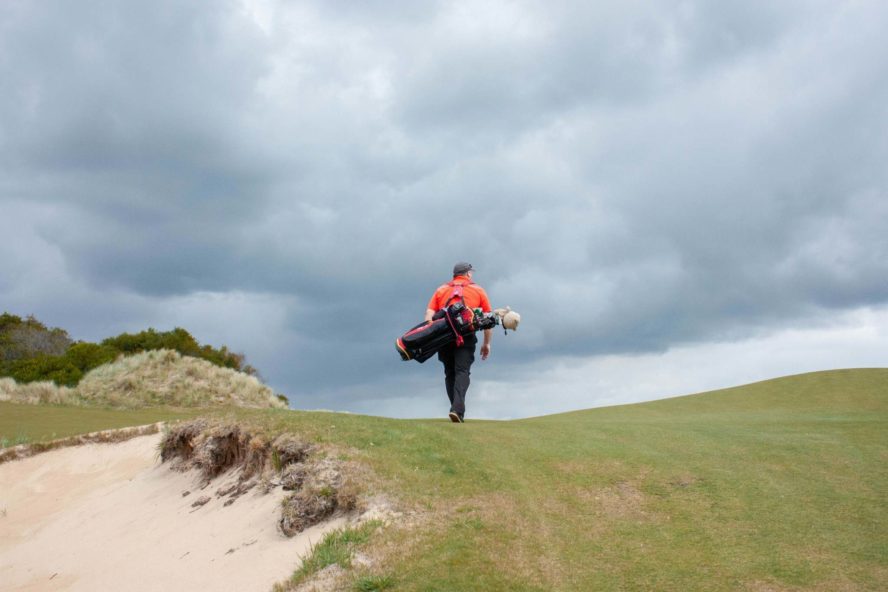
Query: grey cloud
2,1,887,417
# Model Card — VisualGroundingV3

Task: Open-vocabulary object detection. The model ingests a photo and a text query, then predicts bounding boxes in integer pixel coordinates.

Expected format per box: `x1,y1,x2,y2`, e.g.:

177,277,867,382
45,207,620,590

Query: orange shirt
428,275,492,313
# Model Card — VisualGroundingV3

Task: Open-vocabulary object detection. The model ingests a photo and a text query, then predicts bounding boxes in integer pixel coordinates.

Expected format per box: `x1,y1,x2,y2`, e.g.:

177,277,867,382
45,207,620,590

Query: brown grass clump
159,419,209,465
160,419,363,535
279,458,362,536
273,434,312,468
161,421,256,480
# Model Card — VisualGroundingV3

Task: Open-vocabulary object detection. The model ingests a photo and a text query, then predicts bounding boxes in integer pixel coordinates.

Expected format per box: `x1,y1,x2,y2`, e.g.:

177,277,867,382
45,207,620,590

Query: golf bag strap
443,280,474,347
444,280,473,308
444,306,464,347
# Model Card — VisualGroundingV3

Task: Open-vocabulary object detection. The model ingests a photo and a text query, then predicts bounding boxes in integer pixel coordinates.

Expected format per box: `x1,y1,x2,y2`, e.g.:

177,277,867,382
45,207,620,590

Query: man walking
425,262,492,422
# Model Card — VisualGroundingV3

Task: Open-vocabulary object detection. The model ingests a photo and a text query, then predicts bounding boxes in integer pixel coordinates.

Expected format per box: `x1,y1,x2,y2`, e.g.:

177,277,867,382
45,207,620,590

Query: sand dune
0,434,344,592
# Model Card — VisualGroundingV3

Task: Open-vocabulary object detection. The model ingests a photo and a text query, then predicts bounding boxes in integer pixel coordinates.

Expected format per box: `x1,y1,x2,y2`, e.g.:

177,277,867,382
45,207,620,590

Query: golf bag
396,302,499,363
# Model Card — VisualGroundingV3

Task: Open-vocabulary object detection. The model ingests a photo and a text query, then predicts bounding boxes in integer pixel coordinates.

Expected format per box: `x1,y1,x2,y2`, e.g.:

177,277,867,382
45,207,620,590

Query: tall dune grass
0,377,75,405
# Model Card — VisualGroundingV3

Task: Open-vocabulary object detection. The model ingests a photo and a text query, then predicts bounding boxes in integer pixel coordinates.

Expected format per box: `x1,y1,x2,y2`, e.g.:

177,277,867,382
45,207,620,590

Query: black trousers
437,334,476,419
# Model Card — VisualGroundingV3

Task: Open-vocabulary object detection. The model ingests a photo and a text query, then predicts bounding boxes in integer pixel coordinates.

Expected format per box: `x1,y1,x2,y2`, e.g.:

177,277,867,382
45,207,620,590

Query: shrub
8,355,82,387
0,313,72,361
65,342,119,373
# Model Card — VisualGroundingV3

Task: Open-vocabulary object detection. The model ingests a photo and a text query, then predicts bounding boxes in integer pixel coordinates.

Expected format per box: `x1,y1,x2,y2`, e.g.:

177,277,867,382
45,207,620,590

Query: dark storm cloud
1,0,273,294
2,0,887,415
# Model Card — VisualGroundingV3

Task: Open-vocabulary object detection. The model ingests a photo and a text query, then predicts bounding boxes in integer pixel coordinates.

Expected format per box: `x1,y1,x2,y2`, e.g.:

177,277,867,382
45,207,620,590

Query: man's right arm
425,287,441,323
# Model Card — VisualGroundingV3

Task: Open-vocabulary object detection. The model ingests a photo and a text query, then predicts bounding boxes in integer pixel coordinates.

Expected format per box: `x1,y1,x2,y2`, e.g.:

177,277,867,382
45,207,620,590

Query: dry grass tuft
279,457,362,536
273,434,312,468
159,419,208,464
0,377,75,406
162,420,249,479
1,350,286,410
160,419,366,536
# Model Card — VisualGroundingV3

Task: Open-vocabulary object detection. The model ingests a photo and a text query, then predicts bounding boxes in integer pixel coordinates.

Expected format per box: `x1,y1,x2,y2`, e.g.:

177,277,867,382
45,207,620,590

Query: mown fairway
4,369,886,591
0,402,198,447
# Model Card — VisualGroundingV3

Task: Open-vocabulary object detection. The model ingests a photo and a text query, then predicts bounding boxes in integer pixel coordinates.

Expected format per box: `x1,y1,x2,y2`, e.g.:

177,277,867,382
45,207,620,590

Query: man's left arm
481,328,492,360
480,288,492,360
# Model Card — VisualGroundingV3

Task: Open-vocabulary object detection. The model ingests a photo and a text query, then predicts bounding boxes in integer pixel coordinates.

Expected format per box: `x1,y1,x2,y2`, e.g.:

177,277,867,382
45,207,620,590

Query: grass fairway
0,402,198,447
5,369,886,590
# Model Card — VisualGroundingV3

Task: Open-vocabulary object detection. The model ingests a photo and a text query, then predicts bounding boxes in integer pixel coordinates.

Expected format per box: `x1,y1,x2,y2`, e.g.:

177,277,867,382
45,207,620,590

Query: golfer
425,262,492,422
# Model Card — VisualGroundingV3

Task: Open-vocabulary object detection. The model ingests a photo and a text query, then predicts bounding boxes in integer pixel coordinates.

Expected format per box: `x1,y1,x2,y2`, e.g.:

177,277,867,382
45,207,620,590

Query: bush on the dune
65,342,119,373
1,312,259,387
101,327,256,375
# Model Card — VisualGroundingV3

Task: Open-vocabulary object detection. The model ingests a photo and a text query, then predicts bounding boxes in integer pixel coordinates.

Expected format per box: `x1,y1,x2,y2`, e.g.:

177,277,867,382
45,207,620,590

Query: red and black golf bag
396,303,498,363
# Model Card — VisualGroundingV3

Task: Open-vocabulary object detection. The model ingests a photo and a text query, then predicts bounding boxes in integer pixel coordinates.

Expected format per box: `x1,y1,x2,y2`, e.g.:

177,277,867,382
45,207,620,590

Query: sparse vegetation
353,574,396,592
0,432,30,448
273,521,383,591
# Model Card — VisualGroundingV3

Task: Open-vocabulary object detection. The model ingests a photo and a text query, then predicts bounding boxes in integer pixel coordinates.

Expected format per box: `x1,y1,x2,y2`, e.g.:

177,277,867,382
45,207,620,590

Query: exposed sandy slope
0,434,345,592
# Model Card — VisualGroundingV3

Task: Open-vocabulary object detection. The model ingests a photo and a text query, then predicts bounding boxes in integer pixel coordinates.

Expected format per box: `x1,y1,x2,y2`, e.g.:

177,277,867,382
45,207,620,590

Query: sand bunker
0,434,345,592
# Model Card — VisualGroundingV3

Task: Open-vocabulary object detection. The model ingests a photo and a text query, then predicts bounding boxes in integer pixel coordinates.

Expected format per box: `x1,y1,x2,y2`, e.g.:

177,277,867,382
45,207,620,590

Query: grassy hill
0,349,285,410
2,368,885,591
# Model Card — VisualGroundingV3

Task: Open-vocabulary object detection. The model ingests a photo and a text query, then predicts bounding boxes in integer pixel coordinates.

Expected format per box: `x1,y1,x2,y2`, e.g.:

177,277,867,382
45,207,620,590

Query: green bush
66,342,119,373
102,327,200,356
9,355,82,387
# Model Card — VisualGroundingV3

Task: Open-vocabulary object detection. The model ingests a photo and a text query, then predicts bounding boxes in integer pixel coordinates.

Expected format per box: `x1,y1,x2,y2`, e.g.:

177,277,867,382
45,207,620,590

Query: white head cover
493,307,521,331
502,311,520,330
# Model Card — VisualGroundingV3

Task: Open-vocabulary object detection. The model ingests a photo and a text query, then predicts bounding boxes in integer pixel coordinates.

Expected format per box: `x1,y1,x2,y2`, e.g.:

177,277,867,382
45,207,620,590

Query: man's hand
480,343,491,360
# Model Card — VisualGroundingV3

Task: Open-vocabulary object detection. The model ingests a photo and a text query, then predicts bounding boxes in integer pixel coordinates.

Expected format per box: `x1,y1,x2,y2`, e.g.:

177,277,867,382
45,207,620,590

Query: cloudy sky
2,0,886,419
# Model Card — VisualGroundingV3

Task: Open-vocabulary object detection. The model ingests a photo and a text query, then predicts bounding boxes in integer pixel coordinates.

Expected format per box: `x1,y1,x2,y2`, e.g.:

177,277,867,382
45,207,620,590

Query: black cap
453,262,474,276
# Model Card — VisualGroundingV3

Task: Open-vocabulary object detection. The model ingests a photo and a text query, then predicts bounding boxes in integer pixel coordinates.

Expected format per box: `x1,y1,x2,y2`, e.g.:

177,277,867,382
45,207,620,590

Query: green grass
0,432,30,448
0,401,199,446
274,521,382,591
353,573,396,591
5,368,886,591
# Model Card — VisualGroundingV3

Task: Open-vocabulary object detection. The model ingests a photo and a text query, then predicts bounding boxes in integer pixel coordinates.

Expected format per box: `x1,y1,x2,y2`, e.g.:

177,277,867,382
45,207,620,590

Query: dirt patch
578,480,648,520
292,564,348,592
668,473,701,489
744,578,862,592
553,458,627,475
